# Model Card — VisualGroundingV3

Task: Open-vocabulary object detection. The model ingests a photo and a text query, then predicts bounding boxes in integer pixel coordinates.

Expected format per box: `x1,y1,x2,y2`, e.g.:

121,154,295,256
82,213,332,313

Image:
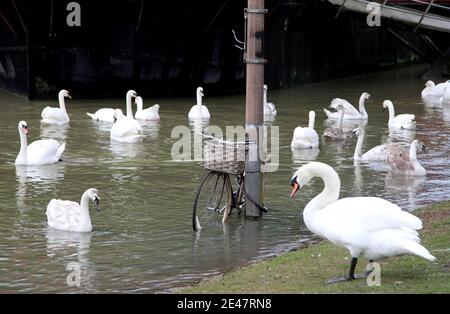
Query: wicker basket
203,138,246,174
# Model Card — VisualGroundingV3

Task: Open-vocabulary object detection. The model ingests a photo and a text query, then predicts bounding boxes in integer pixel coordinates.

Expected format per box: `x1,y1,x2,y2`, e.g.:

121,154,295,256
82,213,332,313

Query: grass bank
183,201,450,293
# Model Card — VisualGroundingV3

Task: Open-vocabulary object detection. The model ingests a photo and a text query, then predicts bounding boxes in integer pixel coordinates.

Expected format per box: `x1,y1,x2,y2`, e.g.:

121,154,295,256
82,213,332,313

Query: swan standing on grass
46,188,100,232
421,80,450,98
87,90,137,122
290,162,435,283
263,85,277,117
110,109,144,143
322,104,346,141
383,100,416,130
324,92,370,120
15,121,66,165
387,139,427,176
41,89,71,125
188,87,210,119
134,96,160,121
351,127,407,162
291,111,319,149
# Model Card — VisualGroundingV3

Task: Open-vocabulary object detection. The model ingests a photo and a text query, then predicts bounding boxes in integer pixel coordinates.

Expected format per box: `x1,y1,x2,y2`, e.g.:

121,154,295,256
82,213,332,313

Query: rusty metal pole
245,0,265,218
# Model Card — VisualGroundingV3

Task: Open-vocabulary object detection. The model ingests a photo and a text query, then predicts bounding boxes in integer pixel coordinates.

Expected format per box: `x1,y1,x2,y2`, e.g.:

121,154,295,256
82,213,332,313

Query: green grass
182,201,450,293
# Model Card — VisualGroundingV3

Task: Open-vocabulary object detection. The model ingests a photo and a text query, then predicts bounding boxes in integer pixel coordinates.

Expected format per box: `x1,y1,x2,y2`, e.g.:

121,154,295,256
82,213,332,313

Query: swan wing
322,127,345,140
27,139,64,165
87,108,115,122
111,118,144,142
313,197,423,242
41,107,68,123
292,127,319,148
330,98,360,117
386,144,413,172
46,199,82,230
361,144,388,161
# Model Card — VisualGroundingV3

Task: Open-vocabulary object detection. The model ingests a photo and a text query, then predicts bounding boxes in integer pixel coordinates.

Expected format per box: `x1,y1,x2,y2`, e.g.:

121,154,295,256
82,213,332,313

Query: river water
1,64,449,293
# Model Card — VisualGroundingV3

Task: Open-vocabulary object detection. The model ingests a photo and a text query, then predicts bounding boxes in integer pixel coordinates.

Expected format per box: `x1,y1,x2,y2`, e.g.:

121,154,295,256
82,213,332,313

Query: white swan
291,111,319,149
110,109,144,143
15,121,66,165
322,104,346,141
134,96,160,121
46,188,100,232
41,89,71,125
263,85,277,117
383,100,416,130
421,80,450,98
324,92,370,120
188,87,210,119
86,90,137,122
387,139,426,176
351,127,407,162
290,162,435,282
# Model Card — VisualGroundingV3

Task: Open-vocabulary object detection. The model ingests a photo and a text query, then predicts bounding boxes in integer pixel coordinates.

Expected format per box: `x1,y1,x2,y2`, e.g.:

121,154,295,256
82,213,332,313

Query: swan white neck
196,92,203,108
136,100,143,111
308,112,315,129
79,191,93,224
196,91,203,118
358,94,368,117
58,93,68,115
126,94,133,118
17,129,28,164
409,144,425,173
353,131,364,160
337,110,344,130
263,89,267,105
303,165,341,225
386,102,395,122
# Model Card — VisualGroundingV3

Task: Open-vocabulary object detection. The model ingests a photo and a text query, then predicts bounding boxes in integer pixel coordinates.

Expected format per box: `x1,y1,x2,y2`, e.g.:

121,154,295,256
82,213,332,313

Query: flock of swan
288,79,450,282
13,79,447,283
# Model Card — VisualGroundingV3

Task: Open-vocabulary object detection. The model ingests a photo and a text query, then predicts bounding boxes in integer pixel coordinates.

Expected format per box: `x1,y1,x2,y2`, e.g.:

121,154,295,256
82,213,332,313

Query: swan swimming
263,85,277,117
41,89,71,125
291,111,319,149
322,104,346,141
387,139,426,176
110,109,144,143
324,92,370,120
383,100,416,130
134,96,160,121
46,188,100,232
15,121,66,166
351,127,407,162
87,90,137,122
421,80,450,98
290,162,435,283
188,87,210,119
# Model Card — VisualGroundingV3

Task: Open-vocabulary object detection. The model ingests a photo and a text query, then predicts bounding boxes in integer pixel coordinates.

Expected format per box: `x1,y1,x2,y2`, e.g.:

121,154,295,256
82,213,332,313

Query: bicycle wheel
192,171,232,231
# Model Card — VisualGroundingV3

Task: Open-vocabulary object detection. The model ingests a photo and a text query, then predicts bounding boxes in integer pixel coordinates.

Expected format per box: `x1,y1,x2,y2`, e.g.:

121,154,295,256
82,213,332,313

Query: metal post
245,0,266,218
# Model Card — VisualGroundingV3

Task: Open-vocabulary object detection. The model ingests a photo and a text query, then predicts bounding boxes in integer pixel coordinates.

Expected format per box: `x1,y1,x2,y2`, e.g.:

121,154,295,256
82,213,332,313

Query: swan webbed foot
325,275,355,284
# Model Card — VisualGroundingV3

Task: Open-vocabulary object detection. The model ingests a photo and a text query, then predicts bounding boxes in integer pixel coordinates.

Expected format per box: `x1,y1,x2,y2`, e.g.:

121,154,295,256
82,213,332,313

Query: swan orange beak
291,182,299,199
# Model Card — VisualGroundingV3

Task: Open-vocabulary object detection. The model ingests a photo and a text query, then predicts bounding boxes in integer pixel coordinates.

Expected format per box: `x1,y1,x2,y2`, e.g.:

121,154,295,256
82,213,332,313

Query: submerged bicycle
192,137,267,232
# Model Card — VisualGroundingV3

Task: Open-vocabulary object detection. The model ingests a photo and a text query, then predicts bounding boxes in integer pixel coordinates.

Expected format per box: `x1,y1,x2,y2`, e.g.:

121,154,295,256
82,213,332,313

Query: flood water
1,64,449,293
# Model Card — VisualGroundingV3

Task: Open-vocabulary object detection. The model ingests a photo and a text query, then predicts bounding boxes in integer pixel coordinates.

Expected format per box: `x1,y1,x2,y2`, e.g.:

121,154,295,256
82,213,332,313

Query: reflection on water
1,64,450,293
40,124,69,142
291,147,320,163
323,118,367,133
388,128,416,143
